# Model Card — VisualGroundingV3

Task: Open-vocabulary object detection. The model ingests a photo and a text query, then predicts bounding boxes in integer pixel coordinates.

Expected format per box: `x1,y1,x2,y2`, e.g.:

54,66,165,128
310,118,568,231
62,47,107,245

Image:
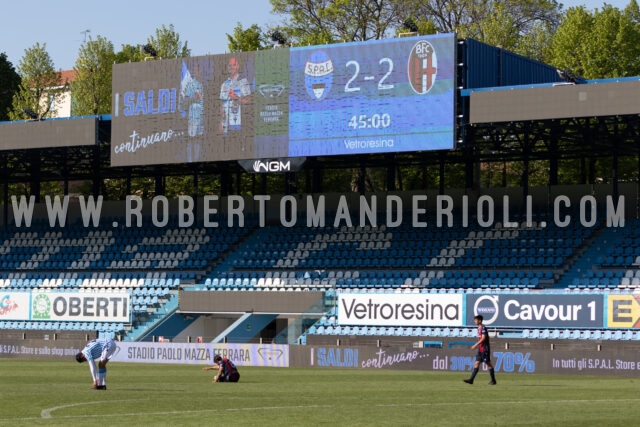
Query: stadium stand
0,207,639,343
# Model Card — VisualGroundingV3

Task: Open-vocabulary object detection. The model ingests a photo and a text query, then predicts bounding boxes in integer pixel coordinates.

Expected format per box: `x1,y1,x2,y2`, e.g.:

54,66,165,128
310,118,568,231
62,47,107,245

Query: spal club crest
304,50,333,101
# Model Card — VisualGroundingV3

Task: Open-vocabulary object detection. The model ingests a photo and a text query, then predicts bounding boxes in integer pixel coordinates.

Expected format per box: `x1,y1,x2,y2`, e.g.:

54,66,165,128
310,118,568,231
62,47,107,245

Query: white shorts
100,340,117,362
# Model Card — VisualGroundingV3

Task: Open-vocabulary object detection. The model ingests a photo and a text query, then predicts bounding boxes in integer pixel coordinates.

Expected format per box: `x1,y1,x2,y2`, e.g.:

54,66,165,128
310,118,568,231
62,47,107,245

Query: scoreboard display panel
288,34,455,157
111,34,455,166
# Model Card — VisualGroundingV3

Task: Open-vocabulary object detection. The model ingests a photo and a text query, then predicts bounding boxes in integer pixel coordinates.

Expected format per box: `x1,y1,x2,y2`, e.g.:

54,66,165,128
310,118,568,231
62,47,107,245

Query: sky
0,0,633,71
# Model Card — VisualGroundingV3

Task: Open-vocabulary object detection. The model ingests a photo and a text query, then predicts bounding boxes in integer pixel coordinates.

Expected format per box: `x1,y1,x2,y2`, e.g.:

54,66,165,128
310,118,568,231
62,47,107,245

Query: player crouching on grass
203,354,240,383
75,338,117,390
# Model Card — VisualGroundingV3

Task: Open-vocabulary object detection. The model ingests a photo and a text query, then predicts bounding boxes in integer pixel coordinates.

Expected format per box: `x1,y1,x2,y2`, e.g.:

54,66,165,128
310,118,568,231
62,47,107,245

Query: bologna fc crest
408,40,437,94
304,50,333,101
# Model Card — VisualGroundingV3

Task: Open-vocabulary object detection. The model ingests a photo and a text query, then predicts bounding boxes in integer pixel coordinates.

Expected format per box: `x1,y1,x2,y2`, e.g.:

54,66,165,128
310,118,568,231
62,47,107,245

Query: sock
469,367,479,381
489,368,496,381
98,368,107,386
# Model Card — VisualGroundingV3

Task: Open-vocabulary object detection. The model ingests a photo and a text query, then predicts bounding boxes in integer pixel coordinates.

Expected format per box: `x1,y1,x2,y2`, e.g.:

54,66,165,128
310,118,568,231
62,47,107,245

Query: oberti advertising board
0,291,131,322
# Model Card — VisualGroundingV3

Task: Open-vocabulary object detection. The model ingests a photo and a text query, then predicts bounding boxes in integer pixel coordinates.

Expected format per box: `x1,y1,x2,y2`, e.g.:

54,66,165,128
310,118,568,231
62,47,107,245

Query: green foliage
71,35,117,116
270,0,404,45
625,0,640,22
0,53,21,121
8,42,64,120
551,4,640,78
227,23,269,52
164,176,195,197
101,178,131,200
395,16,439,36
114,44,147,64
146,24,191,59
475,2,521,50
549,7,593,76
405,0,561,41
515,21,555,62
460,0,560,57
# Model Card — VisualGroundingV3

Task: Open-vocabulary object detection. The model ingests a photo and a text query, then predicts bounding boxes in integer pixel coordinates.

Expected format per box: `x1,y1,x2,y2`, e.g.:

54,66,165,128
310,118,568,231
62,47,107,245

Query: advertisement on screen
111,34,455,166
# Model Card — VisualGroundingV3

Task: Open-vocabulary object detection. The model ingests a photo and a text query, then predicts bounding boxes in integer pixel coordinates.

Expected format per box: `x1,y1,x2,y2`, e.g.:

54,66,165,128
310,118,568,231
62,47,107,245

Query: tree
0,53,21,121
227,23,269,52
146,24,191,59
115,25,191,64
468,1,555,61
550,3,640,78
515,20,555,63
406,0,561,37
395,16,439,36
114,44,147,64
8,42,65,120
627,0,640,22
71,35,117,116
473,2,521,49
270,0,406,45
400,0,560,54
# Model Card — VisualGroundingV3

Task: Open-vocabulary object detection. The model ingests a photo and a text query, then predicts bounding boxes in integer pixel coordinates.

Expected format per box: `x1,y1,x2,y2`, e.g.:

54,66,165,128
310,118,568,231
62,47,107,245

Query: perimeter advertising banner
0,292,30,321
606,294,640,328
6,339,640,378
337,293,464,326
0,291,130,322
110,34,456,166
338,292,608,328
31,292,130,322
110,342,289,367
466,293,604,328
299,344,640,378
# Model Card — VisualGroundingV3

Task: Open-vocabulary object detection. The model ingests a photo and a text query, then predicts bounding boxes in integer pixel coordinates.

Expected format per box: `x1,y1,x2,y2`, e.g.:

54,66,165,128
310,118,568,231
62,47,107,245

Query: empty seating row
306,324,640,341
0,320,124,332
522,329,640,340
309,325,477,338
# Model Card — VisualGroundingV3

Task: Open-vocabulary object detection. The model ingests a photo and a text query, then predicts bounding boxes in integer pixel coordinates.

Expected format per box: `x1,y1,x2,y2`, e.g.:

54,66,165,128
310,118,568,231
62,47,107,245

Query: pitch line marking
39,401,331,420
25,398,640,422
41,399,139,418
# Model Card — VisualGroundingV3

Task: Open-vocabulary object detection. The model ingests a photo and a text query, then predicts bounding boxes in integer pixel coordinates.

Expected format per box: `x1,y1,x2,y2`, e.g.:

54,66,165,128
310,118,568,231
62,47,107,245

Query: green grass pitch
1,360,639,426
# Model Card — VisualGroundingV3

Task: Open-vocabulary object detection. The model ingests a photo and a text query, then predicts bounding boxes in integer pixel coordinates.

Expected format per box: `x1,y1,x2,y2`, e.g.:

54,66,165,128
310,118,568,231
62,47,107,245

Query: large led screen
288,34,455,156
111,34,455,166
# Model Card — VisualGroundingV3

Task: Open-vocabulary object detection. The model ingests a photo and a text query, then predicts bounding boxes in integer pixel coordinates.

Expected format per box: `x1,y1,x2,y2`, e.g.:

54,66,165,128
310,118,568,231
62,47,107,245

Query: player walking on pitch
463,315,497,385
75,338,117,390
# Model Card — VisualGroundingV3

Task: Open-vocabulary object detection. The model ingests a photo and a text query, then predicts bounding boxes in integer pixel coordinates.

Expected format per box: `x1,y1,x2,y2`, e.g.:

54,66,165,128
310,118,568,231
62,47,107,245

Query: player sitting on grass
203,354,240,383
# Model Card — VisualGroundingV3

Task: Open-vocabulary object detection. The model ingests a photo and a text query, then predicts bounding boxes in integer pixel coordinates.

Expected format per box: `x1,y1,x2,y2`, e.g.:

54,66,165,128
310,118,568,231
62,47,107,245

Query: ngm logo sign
253,160,291,173
467,294,604,328
238,157,306,174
